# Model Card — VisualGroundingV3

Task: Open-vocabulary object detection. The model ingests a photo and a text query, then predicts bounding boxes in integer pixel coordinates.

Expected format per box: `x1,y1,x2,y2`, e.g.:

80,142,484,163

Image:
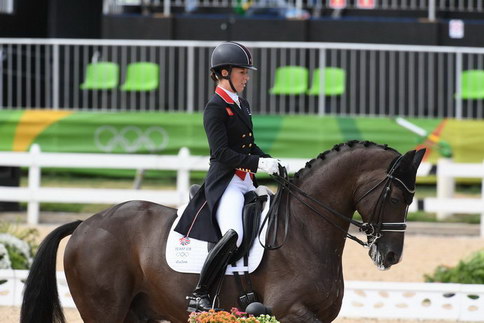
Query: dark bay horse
21,141,425,323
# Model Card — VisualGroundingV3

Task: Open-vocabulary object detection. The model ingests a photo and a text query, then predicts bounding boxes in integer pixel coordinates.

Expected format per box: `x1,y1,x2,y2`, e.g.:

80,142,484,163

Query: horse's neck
282,156,357,260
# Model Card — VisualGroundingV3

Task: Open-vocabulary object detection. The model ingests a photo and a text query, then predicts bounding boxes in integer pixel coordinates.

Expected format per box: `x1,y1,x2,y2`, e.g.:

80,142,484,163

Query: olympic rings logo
94,125,169,153
176,252,190,258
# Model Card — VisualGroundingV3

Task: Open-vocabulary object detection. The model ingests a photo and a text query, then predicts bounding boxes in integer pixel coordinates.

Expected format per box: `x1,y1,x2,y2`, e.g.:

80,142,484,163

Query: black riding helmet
210,42,257,92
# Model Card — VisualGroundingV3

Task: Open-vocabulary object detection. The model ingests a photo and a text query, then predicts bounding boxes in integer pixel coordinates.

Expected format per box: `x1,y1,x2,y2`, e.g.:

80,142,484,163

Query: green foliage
0,221,39,255
424,249,484,284
0,222,39,270
4,244,29,269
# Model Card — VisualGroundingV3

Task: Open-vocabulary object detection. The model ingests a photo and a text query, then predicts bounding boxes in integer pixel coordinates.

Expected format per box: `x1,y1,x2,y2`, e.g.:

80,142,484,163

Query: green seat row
80,62,160,91
456,70,484,99
269,66,346,96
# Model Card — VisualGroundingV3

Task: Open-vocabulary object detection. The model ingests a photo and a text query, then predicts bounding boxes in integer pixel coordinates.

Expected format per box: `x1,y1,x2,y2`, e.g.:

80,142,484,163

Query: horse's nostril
386,251,398,265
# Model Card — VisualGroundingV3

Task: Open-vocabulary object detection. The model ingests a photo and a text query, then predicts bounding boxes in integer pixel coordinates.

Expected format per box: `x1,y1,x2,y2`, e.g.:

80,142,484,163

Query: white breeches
216,173,255,247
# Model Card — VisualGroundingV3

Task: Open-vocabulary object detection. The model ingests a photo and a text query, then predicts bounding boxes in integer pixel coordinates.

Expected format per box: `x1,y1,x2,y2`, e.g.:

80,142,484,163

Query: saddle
189,184,268,263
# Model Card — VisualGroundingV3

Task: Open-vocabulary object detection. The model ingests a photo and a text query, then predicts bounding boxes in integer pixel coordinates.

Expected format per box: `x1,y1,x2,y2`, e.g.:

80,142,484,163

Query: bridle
260,154,415,249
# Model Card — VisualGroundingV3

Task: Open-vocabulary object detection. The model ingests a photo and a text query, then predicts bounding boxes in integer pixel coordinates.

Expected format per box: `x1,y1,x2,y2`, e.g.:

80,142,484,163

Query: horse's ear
401,150,416,167
391,150,419,191
413,148,426,169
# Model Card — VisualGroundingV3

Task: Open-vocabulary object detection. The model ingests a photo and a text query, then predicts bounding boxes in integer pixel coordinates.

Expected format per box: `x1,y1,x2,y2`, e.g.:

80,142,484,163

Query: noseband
354,155,415,246
266,155,414,249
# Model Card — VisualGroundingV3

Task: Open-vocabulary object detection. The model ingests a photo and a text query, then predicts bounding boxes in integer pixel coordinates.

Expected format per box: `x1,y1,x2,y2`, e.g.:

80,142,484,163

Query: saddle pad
166,186,272,275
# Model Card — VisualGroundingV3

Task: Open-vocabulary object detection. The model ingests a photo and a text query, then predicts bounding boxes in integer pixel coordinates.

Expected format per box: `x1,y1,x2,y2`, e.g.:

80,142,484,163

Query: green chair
307,67,346,96
457,70,484,99
120,62,160,91
269,66,309,95
80,62,119,90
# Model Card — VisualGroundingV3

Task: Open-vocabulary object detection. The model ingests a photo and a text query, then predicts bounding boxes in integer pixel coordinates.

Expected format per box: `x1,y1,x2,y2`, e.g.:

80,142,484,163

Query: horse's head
355,148,425,270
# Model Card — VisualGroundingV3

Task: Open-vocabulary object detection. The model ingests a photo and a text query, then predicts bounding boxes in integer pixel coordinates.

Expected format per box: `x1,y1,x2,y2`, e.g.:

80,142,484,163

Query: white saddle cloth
166,186,272,275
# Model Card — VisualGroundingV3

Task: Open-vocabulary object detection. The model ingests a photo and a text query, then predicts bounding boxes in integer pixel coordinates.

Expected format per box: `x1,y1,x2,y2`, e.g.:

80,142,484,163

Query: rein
259,155,414,249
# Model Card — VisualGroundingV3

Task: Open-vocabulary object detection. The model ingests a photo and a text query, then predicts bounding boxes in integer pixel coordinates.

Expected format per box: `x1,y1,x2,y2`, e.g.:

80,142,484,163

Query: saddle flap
166,186,273,275
230,191,267,262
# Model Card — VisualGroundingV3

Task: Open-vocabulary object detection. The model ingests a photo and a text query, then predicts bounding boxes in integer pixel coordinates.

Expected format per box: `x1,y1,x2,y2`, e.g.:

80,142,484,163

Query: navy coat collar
215,87,252,130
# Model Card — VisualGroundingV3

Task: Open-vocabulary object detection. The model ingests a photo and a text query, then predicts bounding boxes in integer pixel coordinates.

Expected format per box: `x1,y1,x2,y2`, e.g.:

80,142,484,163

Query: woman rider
174,41,282,312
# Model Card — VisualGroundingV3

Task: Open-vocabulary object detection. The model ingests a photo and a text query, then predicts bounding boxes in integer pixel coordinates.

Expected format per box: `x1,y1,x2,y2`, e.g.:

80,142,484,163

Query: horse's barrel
245,302,272,316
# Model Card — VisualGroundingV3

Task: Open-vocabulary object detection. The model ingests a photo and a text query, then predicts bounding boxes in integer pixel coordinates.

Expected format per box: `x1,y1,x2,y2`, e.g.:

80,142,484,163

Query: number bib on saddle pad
166,186,272,275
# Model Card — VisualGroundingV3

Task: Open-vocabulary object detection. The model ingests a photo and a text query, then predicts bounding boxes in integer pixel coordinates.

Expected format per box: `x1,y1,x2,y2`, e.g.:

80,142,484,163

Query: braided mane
293,140,399,179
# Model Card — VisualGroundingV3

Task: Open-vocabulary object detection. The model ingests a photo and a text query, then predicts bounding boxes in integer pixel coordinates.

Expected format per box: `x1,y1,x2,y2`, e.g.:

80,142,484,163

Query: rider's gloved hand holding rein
258,158,281,175
258,158,289,175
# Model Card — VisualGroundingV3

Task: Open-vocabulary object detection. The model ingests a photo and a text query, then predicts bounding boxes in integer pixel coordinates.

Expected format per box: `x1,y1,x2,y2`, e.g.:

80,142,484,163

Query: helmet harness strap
218,66,237,93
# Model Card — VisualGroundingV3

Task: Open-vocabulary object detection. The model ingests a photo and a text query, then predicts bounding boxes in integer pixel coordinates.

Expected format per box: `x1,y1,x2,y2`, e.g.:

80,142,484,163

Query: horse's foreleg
278,306,325,323
278,308,324,323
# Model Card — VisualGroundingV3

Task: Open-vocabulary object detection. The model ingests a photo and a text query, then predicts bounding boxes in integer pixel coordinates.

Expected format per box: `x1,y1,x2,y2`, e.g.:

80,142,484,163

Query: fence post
27,144,41,225
318,48,327,116
481,161,484,237
163,0,171,16
52,43,60,110
187,46,195,113
455,52,463,119
177,147,190,205
436,158,454,220
428,0,436,22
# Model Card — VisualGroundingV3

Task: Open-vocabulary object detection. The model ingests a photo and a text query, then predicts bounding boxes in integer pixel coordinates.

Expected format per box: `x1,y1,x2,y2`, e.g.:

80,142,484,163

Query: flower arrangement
0,222,38,270
188,308,279,323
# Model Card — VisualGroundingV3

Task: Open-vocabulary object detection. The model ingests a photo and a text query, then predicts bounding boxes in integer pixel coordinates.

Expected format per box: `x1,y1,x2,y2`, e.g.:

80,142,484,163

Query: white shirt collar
218,86,240,107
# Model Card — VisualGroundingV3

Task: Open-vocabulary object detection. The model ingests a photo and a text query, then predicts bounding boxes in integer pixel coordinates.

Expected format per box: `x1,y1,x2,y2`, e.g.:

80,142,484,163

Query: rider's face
221,67,250,93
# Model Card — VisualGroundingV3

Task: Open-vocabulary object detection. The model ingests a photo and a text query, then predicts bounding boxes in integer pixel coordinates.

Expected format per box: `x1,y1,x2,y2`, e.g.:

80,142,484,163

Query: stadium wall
3,6,484,47
100,15,484,47
0,0,102,38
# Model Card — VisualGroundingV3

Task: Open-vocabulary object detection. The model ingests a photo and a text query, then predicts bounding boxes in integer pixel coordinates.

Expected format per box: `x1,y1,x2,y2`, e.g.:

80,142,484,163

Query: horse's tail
20,220,83,323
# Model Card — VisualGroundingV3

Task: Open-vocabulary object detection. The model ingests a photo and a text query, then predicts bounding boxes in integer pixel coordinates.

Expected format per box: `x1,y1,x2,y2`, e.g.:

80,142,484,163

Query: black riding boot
186,229,238,312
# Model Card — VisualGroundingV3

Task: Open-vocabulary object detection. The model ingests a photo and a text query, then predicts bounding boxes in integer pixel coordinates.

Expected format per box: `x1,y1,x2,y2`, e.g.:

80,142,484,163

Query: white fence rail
0,144,211,224
408,158,484,237
1,269,483,321
0,144,312,224
340,280,484,321
2,38,484,118
0,144,483,235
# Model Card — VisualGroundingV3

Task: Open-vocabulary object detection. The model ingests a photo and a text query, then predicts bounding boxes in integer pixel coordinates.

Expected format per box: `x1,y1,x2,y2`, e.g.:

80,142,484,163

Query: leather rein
259,155,415,249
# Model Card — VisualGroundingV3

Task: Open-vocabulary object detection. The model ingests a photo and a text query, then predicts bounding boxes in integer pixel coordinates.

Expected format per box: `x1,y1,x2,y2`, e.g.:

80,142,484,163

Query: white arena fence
104,0,484,20
2,38,484,119
0,144,483,237
1,269,483,321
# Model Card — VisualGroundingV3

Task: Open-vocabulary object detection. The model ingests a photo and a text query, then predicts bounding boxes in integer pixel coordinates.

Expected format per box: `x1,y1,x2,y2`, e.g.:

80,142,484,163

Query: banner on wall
1,110,483,164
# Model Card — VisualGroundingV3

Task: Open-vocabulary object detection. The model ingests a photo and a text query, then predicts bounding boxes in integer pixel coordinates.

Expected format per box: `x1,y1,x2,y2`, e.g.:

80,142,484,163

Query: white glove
258,158,280,175
278,159,290,173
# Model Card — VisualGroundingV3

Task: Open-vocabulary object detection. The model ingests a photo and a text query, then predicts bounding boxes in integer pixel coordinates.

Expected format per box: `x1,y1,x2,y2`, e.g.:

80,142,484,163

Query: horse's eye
390,198,400,204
